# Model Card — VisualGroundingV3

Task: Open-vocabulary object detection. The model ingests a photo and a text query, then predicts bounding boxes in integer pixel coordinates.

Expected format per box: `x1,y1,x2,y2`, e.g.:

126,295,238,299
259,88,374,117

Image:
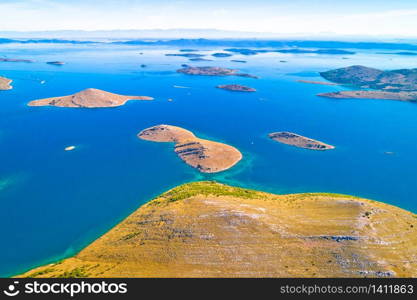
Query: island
19,181,417,278
137,125,242,173
297,80,337,86
0,76,12,90
269,132,335,150
217,84,256,92
318,91,417,102
0,58,33,63
179,49,199,52
317,65,417,101
165,53,205,58
177,66,258,78
188,58,213,62
27,88,153,108
212,52,233,57
224,48,261,55
46,61,65,65
320,65,417,91
230,59,247,63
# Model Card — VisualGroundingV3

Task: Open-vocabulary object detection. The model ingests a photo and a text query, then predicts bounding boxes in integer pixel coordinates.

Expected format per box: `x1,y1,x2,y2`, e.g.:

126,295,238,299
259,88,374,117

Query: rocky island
138,125,242,173
28,88,153,108
0,76,12,90
46,61,65,65
188,58,213,62
0,58,33,63
165,53,205,58
19,181,417,278
217,84,256,92
269,132,335,150
212,52,233,57
318,65,417,101
177,66,258,78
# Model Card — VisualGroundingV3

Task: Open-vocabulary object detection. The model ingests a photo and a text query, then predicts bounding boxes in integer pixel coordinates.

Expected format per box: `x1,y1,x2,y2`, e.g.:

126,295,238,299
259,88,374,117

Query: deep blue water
1,44,416,277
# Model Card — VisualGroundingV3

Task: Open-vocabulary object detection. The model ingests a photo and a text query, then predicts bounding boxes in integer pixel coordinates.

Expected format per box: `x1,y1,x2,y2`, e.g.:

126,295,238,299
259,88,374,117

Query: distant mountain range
1,36,417,52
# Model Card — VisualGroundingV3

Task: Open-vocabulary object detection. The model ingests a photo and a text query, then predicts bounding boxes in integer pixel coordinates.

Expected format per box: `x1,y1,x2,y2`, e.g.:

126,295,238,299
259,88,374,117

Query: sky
1,0,417,37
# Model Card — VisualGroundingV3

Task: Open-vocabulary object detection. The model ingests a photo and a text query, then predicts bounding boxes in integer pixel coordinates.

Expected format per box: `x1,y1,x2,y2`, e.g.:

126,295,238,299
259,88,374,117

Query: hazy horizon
1,0,417,39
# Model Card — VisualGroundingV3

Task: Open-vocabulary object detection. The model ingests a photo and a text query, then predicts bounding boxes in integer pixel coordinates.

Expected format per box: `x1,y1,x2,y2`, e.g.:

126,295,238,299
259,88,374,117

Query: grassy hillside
20,181,417,278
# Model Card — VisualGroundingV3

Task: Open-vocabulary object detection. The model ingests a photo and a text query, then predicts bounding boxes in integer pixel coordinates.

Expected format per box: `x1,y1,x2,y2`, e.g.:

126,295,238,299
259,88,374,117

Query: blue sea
1,43,416,277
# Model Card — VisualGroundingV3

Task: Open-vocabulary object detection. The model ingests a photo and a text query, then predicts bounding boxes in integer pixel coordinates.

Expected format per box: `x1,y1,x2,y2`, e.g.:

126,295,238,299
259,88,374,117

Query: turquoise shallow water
0,44,416,277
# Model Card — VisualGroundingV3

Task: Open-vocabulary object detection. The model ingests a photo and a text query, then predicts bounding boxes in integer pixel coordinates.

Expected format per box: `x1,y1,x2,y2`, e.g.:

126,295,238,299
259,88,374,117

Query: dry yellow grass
20,181,417,278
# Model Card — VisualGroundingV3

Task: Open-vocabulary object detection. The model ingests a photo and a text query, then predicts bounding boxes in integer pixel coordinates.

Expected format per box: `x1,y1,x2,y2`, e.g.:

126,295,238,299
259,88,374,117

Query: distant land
269,132,335,150
0,76,13,90
2,36,417,52
165,53,205,58
138,125,242,173
0,58,33,63
28,88,153,108
46,61,65,65
177,66,258,78
19,181,417,278
212,52,233,57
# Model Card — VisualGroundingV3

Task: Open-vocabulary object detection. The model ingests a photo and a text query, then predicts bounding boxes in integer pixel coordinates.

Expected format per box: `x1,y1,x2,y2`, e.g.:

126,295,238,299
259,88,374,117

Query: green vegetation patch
149,181,262,206
57,266,89,278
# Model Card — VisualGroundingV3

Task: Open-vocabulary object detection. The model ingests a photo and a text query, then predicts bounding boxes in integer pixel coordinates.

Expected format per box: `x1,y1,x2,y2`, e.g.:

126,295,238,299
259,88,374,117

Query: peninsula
177,66,257,78
20,181,417,278
0,76,12,90
217,84,256,92
269,132,335,150
28,88,153,108
138,125,242,173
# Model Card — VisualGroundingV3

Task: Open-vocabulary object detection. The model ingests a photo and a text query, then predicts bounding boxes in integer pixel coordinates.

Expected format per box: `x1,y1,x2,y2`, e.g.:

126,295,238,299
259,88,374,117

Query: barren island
28,88,153,108
0,76,13,90
269,132,335,150
138,125,242,173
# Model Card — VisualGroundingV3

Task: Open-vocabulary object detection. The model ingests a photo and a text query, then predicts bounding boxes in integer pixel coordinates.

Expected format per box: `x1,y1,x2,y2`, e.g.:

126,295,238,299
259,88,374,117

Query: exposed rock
20,181,417,278
0,76,12,90
28,88,153,108
138,125,242,173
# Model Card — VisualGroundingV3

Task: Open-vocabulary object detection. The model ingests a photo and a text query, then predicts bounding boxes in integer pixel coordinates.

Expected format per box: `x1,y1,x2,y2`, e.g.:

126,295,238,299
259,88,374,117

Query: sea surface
1,43,416,277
